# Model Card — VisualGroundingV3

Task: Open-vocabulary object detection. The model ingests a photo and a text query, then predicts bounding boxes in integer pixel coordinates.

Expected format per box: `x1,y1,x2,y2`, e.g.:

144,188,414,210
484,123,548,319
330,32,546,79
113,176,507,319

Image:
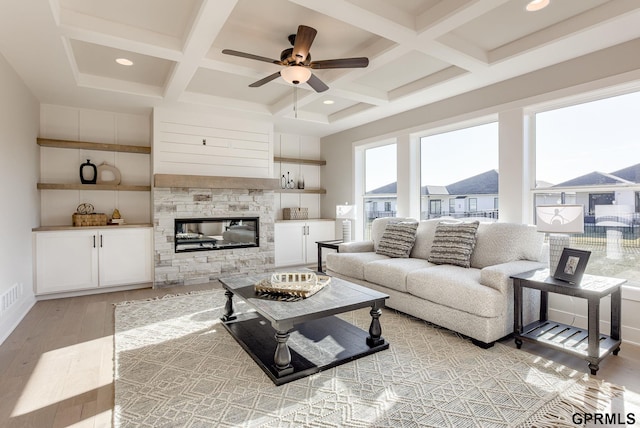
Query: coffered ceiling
1,0,639,137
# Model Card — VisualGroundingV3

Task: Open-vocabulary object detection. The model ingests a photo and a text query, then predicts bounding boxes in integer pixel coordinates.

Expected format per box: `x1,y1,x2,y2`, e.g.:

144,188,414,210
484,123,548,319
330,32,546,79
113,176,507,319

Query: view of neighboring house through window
420,122,499,220
534,90,640,287
364,143,397,239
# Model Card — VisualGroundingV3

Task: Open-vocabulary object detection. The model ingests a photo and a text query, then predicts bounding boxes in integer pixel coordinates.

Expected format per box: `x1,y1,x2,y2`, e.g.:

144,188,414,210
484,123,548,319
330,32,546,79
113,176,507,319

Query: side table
316,239,342,273
511,268,625,375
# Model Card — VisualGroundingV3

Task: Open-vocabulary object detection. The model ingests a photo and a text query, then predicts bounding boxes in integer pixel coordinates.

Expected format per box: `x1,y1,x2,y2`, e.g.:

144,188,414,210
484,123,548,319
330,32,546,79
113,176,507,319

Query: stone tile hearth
153,187,275,287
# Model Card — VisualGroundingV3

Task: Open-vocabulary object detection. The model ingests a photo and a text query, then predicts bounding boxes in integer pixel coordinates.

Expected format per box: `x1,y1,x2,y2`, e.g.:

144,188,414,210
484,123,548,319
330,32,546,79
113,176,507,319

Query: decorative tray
254,272,331,299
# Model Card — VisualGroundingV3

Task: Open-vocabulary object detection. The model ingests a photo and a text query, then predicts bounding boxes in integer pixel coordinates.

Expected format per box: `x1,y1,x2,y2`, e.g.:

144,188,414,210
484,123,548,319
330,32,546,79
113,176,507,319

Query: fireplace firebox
175,217,259,253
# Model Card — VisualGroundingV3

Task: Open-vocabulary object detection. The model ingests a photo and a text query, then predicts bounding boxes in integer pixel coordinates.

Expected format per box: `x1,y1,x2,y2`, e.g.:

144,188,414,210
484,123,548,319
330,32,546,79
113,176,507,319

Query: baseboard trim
0,296,36,346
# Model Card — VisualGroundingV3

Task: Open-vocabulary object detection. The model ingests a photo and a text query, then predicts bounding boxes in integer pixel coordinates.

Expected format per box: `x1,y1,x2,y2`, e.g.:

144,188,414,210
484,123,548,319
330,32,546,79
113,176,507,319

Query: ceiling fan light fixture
280,66,311,85
526,0,550,12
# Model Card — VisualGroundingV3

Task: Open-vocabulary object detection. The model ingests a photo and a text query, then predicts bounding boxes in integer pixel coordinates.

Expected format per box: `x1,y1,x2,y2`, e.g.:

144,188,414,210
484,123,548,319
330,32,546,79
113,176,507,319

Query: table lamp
336,204,357,242
536,204,584,274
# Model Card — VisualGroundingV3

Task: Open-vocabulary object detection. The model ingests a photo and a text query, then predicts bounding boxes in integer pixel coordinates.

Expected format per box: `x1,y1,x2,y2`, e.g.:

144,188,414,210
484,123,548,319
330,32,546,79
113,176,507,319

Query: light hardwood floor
1,284,639,427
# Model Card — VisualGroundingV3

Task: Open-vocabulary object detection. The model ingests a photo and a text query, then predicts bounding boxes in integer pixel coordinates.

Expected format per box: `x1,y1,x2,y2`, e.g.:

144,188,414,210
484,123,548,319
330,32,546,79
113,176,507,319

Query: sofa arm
338,241,374,253
480,260,546,294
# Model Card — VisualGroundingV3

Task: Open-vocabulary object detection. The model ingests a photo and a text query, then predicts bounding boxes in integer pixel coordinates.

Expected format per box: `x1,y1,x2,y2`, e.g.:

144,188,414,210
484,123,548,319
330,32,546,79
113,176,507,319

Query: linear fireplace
175,217,259,253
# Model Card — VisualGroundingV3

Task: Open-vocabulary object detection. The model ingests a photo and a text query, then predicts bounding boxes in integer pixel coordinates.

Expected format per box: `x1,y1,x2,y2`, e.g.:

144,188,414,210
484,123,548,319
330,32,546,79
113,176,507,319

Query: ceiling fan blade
310,57,369,69
222,49,282,65
292,25,317,64
249,71,281,87
307,73,329,93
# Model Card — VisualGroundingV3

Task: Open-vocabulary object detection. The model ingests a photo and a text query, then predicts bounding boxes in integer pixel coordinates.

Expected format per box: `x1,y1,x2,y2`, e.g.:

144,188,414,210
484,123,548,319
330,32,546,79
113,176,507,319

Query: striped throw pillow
376,221,419,258
427,221,479,268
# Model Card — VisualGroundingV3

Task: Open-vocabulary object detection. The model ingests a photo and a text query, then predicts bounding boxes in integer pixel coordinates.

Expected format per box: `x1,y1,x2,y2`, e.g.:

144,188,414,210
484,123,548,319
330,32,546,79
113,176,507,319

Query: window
534,91,640,286
364,143,397,239
430,200,442,215
420,122,499,221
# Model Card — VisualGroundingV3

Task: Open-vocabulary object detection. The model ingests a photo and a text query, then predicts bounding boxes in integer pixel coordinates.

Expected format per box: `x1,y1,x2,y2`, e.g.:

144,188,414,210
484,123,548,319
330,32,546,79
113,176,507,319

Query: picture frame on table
553,248,591,284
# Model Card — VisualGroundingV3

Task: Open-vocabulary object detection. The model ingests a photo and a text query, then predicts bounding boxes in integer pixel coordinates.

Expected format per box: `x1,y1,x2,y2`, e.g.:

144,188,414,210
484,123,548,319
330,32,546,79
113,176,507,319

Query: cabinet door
98,228,153,287
34,230,99,294
274,222,306,267
305,221,336,263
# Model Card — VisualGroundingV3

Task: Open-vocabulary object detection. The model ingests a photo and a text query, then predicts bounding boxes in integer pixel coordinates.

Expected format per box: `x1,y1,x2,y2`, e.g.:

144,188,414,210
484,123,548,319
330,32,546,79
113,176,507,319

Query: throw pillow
375,221,419,258
427,221,480,268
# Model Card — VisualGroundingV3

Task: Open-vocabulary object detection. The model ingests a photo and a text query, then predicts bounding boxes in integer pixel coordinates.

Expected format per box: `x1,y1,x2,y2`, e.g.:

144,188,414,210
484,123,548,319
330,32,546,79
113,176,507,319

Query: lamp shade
280,66,311,85
336,204,357,219
536,204,584,234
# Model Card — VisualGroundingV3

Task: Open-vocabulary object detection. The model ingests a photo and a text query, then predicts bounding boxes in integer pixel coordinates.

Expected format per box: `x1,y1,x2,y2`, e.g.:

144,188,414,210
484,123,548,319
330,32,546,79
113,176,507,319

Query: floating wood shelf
37,138,151,154
37,183,151,191
274,188,326,194
274,157,326,166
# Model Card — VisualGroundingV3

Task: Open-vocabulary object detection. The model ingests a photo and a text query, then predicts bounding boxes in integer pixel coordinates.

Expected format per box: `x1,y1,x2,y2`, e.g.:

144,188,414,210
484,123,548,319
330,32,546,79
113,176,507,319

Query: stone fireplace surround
153,175,279,287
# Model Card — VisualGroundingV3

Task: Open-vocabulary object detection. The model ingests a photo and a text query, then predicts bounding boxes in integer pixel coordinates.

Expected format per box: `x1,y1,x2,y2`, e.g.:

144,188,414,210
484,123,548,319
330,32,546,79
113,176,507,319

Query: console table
512,269,625,375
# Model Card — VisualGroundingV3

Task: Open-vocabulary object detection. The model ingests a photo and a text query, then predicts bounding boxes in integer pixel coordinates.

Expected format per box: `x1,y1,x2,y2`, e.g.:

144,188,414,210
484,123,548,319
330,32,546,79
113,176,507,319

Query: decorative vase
298,176,305,189
79,159,97,184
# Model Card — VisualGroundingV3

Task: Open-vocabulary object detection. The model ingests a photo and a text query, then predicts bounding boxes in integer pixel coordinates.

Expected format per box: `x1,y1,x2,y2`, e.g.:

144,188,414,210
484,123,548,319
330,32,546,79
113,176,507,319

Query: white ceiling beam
389,66,468,101
415,0,511,38
58,10,183,61
76,74,164,99
290,0,416,42
489,0,640,64
163,0,238,101
329,103,375,123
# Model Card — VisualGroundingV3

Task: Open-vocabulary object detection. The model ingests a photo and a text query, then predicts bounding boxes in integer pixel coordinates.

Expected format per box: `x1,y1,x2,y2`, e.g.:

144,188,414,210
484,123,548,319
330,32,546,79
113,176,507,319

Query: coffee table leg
221,290,237,321
273,330,294,376
366,302,385,347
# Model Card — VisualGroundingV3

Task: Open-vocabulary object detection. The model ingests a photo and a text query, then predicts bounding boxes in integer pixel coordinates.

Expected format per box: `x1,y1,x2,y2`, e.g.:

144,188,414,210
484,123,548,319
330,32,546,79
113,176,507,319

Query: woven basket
72,213,107,227
283,207,308,220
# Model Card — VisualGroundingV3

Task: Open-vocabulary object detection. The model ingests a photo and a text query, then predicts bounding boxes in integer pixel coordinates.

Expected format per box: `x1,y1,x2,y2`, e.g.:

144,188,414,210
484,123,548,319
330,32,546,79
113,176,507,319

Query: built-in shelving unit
274,188,326,194
37,183,151,191
37,138,151,154
37,138,152,192
274,156,326,166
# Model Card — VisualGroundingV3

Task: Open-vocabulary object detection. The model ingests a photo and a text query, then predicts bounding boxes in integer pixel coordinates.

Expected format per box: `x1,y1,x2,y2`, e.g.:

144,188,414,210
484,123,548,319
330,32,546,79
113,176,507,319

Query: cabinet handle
93,235,96,248
100,235,103,248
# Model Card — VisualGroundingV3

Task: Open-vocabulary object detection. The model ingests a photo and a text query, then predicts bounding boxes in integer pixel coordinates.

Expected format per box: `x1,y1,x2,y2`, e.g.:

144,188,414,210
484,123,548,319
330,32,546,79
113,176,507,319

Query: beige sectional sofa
326,217,546,347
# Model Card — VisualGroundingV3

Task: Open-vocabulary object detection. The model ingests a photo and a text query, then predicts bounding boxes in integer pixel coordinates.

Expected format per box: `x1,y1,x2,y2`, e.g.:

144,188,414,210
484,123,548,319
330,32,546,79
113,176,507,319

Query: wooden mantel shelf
37,138,150,154
154,174,280,190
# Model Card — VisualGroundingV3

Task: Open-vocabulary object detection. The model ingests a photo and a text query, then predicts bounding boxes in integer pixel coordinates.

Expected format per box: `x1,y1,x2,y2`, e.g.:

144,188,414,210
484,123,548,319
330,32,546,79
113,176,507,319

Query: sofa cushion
406,265,502,318
370,217,416,251
427,221,479,268
364,258,434,293
376,221,419,258
470,222,544,269
326,252,388,280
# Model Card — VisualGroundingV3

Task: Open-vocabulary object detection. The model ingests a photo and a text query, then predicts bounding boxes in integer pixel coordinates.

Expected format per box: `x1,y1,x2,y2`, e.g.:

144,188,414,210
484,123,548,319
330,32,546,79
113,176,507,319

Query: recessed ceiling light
526,0,550,12
323,100,335,105
115,58,134,66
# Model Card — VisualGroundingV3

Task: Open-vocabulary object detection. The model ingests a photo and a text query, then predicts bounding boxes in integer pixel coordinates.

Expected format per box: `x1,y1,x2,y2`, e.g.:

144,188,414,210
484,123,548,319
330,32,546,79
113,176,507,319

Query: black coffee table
219,273,389,385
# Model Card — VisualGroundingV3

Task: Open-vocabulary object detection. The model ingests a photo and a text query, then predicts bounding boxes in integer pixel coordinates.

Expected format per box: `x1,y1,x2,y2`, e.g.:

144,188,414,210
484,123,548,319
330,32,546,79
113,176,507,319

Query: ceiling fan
222,25,369,93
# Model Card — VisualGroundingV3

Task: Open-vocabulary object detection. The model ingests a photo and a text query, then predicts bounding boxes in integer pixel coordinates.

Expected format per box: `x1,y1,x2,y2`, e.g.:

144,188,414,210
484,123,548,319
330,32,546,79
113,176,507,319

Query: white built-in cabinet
274,220,335,267
33,227,153,295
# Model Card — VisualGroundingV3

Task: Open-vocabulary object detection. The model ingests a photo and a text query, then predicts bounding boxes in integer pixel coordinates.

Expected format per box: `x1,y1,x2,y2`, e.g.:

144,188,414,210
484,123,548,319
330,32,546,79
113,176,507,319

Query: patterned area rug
114,289,622,427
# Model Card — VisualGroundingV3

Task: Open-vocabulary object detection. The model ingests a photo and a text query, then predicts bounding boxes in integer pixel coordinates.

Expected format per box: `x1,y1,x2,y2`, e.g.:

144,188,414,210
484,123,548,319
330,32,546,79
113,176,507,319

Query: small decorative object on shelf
72,203,107,226
297,175,305,189
110,208,124,225
282,207,308,220
284,171,295,189
79,159,97,184
96,162,121,185
254,272,331,300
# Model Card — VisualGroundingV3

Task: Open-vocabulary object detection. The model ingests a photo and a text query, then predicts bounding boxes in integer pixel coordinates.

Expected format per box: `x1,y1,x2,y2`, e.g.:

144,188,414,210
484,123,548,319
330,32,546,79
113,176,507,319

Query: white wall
321,40,640,345
0,53,39,344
